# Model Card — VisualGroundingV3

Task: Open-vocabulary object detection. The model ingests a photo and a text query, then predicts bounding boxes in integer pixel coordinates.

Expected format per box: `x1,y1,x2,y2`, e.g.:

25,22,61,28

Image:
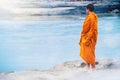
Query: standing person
79,4,98,70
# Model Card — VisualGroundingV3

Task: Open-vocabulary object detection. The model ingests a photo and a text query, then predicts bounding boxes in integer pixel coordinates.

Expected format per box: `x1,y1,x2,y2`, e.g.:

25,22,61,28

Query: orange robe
80,13,98,65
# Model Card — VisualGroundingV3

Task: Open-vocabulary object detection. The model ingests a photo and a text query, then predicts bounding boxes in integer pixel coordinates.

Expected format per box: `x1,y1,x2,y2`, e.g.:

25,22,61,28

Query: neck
88,11,94,15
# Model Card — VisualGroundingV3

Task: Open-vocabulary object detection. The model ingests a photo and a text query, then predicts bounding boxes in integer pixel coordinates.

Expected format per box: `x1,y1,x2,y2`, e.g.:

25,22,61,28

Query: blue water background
0,15,120,72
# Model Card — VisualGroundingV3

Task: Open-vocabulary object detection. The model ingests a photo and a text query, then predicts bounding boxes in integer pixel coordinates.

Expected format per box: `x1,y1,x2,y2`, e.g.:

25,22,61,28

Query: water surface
0,15,120,72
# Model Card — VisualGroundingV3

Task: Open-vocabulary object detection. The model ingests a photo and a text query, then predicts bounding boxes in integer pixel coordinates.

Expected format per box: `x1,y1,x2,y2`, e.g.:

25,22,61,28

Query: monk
79,4,98,70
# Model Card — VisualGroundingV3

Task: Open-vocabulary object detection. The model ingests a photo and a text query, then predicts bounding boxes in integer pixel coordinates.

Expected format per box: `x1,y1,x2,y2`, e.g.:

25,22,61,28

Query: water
0,15,120,72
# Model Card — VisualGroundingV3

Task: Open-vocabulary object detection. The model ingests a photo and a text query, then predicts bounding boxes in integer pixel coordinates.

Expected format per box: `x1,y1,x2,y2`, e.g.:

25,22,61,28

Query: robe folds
80,13,98,65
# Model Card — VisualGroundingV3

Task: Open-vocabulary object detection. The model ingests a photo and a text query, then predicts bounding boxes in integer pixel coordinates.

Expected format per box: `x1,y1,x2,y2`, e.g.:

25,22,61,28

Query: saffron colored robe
80,13,98,65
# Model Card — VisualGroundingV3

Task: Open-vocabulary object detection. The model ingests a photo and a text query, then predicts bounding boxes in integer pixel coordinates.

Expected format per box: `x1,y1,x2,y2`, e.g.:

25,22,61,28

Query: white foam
0,59,120,80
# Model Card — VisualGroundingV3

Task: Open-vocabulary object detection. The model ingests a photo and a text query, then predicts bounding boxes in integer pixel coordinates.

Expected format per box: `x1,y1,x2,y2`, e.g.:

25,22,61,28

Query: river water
0,15,120,72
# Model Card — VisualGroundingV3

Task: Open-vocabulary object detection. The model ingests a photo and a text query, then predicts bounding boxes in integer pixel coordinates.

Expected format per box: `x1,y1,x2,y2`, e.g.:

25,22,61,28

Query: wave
0,0,120,20
4,0,120,15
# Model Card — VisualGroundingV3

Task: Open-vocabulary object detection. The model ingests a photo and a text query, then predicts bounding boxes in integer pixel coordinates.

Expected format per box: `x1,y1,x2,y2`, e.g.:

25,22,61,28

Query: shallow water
0,15,120,72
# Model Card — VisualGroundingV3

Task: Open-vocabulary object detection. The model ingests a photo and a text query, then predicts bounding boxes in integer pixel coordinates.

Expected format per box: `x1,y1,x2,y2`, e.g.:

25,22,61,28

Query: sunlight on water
0,0,77,20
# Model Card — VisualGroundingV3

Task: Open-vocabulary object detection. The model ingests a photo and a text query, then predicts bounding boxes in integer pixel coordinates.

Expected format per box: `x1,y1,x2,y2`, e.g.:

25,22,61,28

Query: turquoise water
0,16,120,72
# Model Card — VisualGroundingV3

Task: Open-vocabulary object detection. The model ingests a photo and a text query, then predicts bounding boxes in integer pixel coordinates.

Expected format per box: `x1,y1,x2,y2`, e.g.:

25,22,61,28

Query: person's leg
86,63,90,69
91,64,95,70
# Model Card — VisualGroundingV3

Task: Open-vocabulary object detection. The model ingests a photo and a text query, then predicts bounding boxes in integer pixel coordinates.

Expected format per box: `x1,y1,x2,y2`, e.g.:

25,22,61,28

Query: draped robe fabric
80,13,98,65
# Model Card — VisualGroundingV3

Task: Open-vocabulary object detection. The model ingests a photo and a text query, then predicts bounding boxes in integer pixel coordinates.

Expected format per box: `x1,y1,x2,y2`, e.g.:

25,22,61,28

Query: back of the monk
79,4,98,70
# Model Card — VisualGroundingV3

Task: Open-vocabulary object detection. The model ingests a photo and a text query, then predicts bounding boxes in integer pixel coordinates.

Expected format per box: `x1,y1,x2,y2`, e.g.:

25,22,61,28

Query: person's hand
85,40,90,46
78,42,81,46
